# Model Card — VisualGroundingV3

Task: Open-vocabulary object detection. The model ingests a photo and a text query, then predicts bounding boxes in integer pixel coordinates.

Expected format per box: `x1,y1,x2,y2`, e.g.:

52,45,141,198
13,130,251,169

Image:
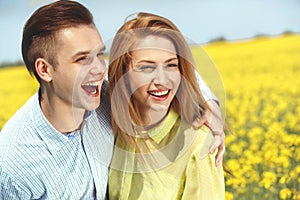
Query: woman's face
128,35,181,121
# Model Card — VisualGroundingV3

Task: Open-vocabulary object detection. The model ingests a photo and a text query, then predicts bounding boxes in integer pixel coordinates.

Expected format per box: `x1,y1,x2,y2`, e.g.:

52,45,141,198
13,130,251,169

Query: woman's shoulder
181,124,214,159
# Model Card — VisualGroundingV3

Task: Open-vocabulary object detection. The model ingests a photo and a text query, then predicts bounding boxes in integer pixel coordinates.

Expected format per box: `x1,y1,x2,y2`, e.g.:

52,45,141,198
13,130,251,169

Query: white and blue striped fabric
0,86,114,199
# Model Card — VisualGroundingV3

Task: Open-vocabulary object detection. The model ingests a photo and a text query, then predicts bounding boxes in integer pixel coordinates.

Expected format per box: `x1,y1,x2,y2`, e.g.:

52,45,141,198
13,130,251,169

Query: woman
108,12,225,199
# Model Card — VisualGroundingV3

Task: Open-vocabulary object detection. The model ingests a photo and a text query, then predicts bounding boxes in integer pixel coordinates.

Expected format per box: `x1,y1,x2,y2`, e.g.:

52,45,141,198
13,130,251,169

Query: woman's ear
35,58,53,82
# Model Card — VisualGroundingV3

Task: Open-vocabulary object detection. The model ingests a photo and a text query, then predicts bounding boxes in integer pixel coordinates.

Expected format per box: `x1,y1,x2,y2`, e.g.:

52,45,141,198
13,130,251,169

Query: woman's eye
137,65,156,72
167,63,178,68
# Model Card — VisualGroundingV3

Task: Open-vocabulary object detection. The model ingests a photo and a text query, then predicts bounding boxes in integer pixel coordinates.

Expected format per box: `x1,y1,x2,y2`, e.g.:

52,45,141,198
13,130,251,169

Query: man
0,0,225,199
0,1,113,199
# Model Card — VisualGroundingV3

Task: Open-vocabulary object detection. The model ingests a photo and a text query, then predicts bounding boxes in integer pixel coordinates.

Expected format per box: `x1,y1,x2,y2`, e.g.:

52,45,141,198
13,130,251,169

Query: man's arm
205,100,225,167
193,71,225,167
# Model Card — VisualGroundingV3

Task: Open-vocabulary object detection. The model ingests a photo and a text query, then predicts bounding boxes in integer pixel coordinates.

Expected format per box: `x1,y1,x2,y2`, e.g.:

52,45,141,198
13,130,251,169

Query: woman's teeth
149,90,169,97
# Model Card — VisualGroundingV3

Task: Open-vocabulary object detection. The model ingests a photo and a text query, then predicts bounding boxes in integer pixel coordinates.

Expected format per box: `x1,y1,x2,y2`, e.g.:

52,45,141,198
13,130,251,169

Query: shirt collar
32,90,92,153
146,108,179,144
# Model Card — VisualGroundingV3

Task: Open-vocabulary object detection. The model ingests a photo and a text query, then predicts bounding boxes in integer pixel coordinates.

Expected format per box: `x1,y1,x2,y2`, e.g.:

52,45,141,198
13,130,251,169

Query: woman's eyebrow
136,59,156,64
165,57,178,62
136,57,178,64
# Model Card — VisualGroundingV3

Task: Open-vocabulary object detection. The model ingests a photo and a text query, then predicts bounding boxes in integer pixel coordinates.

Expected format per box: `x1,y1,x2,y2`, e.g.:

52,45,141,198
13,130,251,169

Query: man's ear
35,58,53,82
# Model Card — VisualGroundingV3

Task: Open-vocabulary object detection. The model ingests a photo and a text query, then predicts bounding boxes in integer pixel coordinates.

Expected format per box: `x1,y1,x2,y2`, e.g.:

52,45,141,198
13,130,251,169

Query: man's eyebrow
71,45,106,59
96,45,106,53
71,51,90,59
100,45,106,52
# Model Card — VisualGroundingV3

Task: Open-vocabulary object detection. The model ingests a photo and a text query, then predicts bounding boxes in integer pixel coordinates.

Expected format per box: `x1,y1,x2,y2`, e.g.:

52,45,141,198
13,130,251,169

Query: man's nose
90,56,106,74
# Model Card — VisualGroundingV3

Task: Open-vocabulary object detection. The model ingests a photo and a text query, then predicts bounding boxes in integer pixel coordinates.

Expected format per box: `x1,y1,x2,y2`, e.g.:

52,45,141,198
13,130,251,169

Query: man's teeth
149,90,169,97
81,81,100,95
82,81,100,87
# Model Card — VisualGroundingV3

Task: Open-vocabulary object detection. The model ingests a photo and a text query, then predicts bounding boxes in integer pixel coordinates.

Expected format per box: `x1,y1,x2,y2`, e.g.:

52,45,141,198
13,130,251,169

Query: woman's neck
133,106,169,132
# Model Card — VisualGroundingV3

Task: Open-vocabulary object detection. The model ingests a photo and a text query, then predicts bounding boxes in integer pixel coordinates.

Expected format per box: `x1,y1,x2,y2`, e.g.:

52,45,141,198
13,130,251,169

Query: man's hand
192,100,225,167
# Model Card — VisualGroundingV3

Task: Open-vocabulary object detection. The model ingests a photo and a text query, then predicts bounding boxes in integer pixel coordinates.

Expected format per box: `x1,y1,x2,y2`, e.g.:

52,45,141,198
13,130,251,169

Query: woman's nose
153,66,168,85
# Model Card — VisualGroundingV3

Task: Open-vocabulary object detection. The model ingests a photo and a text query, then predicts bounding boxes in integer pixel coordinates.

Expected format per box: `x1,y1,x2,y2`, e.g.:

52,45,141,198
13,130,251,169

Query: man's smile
81,80,100,96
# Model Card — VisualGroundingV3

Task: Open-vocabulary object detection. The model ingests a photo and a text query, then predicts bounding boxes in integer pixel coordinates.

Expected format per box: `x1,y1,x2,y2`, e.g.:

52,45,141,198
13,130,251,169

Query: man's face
50,25,106,111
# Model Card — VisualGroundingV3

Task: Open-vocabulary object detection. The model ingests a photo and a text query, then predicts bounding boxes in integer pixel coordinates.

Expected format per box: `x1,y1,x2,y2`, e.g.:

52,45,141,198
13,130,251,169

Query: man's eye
75,56,94,65
97,52,104,57
76,56,88,62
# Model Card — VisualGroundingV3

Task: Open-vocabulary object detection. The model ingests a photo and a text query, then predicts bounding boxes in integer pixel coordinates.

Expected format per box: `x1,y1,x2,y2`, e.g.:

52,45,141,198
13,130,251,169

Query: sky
0,0,299,63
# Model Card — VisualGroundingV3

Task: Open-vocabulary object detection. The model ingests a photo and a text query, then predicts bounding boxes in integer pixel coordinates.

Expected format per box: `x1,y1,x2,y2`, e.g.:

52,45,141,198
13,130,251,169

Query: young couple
0,0,225,199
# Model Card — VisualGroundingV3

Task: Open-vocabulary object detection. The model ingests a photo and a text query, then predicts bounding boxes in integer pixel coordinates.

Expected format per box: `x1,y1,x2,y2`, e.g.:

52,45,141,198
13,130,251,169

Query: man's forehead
55,27,105,56
56,25,102,45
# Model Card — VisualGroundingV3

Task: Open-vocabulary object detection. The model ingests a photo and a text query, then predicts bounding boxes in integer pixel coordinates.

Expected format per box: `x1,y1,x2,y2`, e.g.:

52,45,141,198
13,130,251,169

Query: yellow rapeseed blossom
261,171,277,189
280,188,292,199
225,191,234,200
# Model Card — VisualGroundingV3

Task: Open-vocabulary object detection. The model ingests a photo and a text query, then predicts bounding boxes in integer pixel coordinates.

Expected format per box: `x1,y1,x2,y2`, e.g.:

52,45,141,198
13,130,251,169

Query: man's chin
84,100,100,111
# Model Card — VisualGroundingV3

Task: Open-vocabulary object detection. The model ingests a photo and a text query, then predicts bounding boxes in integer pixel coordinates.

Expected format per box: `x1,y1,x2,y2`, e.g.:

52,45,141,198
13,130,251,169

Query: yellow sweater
109,109,225,200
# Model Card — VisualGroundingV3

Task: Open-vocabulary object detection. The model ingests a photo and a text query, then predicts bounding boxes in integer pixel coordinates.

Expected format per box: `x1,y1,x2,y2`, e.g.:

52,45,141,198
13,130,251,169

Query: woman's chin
150,104,169,112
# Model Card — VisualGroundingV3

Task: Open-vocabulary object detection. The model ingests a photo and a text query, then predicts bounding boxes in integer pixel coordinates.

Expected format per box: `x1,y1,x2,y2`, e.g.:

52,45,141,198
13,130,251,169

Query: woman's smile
148,89,170,101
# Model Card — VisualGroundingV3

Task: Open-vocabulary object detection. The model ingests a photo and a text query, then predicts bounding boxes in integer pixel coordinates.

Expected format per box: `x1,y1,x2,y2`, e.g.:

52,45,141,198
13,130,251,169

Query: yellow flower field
0,67,39,128
0,34,299,199
196,34,300,199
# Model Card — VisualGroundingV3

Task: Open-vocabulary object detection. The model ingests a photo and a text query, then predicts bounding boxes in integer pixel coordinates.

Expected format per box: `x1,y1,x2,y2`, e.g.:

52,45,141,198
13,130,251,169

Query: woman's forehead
133,35,176,53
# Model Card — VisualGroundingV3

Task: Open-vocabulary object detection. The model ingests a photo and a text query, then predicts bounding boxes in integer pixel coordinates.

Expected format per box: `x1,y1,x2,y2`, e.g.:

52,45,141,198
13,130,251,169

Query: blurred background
0,1,300,199
0,0,299,64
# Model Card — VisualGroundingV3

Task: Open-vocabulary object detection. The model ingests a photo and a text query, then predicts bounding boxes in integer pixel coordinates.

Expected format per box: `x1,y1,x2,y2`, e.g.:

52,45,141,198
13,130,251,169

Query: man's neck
39,92,86,134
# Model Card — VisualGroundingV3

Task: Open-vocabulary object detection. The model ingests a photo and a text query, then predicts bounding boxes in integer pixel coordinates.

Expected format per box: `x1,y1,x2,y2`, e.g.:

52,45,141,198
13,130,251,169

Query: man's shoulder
0,93,41,164
0,123,43,165
1,93,37,133
0,122,50,183
0,95,36,142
